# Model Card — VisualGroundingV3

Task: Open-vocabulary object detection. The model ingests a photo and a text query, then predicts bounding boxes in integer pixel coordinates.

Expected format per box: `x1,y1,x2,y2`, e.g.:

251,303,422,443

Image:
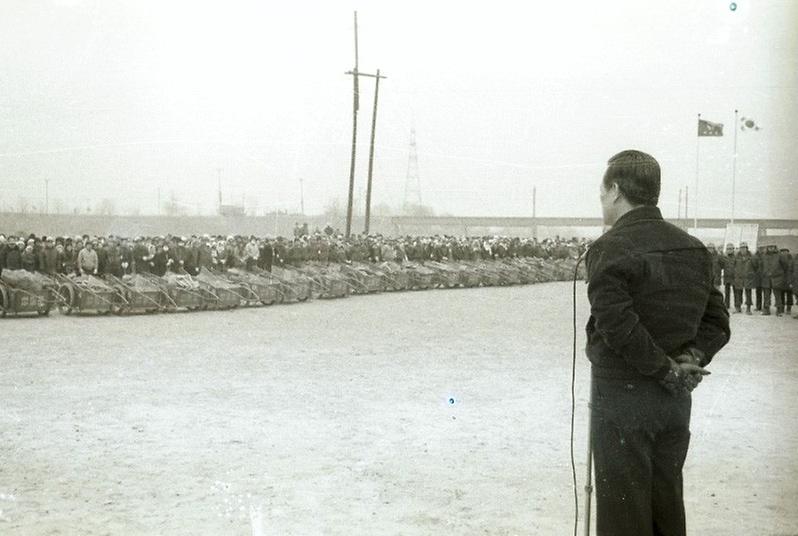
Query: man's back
586,206,727,377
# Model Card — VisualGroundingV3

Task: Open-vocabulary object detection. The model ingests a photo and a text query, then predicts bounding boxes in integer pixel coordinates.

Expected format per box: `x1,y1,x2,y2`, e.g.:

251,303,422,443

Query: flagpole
731,109,738,224
694,113,700,231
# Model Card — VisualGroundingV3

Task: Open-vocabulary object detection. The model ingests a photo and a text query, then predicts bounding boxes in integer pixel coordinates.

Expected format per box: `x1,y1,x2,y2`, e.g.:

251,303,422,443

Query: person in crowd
752,245,765,311
245,236,260,271
760,244,782,316
732,242,755,314
0,234,8,275
706,243,722,289
119,238,133,275
77,240,99,276
792,250,798,320
131,237,151,274
151,243,171,277
62,239,77,275
777,248,793,316
21,243,38,272
4,240,23,271
719,243,736,309
37,236,61,276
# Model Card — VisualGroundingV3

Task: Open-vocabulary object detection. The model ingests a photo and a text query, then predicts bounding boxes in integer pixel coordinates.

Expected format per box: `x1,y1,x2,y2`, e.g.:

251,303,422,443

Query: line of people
709,242,797,318
0,232,588,280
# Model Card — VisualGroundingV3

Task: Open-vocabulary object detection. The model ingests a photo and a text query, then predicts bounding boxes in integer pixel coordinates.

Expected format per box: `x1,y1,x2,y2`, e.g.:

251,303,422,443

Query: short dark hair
603,150,661,206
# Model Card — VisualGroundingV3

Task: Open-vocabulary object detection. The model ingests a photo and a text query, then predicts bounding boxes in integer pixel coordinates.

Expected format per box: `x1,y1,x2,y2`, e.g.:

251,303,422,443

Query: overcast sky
1,0,796,219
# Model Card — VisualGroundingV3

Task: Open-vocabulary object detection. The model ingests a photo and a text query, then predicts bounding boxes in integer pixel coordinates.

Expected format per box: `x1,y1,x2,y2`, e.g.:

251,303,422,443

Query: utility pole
343,12,387,236
344,11,360,238
694,114,700,231
678,188,682,221
532,186,537,239
685,186,689,228
217,167,222,214
731,109,738,224
44,179,49,215
157,187,161,216
299,178,305,215
364,68,386,235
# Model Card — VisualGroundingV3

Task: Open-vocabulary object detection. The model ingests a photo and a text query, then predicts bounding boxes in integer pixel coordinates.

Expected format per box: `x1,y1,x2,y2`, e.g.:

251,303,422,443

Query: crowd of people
0,231,587,279
3,231,794,317
709,242,798,318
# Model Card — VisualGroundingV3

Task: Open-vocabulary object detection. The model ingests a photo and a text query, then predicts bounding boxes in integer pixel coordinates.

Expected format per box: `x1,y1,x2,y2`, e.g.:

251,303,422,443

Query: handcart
104,274,164,314
425,261,462,288
149,272,206,312
225,268,284,305
496,262,523,285
270,266,312,303
472,262,502,287
343,263,384,293
296,264,349,299
195,268,249,310
55,273,122,315
401,262,437,290
455,263,482,288
376,262,411,291
0,270,57,317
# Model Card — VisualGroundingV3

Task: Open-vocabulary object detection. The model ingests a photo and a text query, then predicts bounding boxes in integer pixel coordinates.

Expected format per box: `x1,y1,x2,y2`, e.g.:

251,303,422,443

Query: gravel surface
1,282,796,535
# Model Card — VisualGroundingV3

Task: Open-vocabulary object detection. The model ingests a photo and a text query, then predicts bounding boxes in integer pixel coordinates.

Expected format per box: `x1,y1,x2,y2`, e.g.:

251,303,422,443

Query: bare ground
0,282,796,535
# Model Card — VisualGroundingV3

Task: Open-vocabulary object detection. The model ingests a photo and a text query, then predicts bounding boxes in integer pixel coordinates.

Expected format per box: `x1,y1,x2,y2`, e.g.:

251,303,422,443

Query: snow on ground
1,282,796,535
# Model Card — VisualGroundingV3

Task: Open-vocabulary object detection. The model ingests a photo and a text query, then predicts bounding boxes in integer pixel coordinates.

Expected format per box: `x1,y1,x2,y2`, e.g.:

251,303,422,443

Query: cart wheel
57,284,75,315
111,301,126,315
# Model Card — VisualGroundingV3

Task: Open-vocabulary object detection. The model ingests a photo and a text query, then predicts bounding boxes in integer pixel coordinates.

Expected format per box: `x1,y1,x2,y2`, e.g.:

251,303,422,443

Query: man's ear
609,182,622,203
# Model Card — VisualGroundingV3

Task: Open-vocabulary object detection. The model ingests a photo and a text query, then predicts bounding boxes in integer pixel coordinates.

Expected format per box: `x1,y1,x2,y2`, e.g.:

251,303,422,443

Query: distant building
219,204,245,217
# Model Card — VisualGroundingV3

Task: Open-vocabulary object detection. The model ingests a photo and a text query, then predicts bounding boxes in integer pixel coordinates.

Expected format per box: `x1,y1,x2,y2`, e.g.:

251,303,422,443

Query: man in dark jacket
0,235,8,275
258,239,274,272
37,237,61,276
585,150,730,536
793,252,798,319
131,238,151,274
777,248,793,316
732,242,755,314
4,241,23,271
21,244,38,272
760,245,782,316
752,245,765,311
719,243,736,308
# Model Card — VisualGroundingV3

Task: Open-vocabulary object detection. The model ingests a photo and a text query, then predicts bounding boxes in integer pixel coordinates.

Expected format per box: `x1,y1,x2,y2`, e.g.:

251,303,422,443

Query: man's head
600,150,661,226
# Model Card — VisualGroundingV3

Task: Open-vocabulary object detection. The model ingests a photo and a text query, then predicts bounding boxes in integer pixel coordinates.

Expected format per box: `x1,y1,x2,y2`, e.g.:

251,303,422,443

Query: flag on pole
740,116,761,131
698,118,724,136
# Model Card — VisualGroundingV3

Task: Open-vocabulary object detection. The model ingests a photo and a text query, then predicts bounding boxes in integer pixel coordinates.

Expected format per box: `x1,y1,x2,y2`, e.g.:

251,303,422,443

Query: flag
698,118,724,136
740,116,761,131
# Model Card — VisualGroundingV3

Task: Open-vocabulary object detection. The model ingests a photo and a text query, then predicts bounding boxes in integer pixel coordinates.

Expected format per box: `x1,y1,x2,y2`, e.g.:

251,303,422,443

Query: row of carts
0,257,584,318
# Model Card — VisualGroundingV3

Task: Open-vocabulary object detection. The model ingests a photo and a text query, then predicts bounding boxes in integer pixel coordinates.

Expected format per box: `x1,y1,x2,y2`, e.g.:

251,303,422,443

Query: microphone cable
570,249,588,536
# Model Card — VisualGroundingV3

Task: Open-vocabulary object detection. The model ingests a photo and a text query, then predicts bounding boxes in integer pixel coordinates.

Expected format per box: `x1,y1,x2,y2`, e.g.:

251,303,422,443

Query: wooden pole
345,11,359,238
364,69,386,235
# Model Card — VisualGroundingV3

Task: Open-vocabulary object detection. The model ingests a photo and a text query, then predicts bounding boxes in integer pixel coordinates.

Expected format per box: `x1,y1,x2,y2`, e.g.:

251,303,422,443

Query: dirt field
1,282,796,535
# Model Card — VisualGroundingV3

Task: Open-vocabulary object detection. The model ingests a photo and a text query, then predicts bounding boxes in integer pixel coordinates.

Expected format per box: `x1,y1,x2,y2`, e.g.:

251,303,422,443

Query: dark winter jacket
585,206,730,380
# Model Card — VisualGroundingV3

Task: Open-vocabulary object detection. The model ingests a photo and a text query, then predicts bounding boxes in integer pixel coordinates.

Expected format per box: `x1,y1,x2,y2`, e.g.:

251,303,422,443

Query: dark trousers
591,376,692,536
755,287,763,310
762,288,772,311
783,290,794,309
724,283,732,308
774,289,788,313
733,287,752,309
